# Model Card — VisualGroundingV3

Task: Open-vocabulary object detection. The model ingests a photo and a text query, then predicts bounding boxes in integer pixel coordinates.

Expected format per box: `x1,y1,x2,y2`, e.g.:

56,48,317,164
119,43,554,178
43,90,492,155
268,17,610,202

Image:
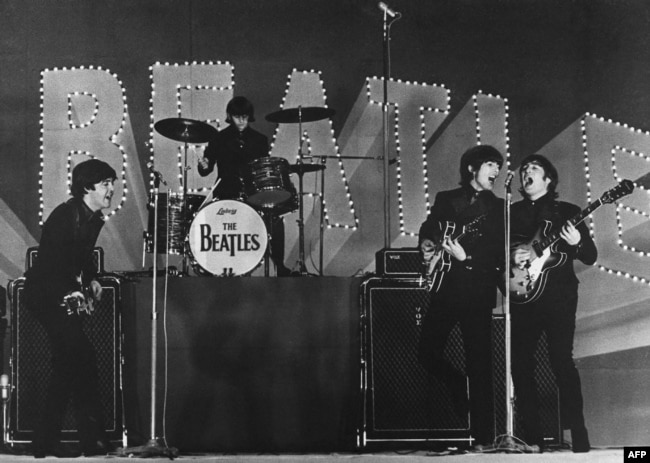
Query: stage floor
0,448,623,462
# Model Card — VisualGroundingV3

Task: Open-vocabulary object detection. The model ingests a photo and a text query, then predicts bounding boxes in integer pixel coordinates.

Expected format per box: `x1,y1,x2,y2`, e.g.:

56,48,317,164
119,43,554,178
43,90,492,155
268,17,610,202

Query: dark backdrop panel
122,276,361,452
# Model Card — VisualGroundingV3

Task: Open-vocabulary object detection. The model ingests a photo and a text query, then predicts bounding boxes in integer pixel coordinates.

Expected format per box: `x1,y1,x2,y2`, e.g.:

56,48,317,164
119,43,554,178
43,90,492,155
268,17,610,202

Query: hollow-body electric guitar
422,215,485,292
507,180,634,304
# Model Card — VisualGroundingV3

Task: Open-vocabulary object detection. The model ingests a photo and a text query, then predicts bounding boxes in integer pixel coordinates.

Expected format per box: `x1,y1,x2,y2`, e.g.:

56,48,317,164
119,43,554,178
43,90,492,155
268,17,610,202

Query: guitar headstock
601,179,635,204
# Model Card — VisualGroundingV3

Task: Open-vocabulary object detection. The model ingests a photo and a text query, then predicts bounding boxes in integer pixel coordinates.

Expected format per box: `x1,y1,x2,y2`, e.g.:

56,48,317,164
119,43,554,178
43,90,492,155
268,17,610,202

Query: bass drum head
188,200,268,276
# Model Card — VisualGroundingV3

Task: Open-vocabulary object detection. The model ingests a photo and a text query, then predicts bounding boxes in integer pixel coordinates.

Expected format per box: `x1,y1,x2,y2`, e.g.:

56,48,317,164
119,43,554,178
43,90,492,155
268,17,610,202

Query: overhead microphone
147,162,167,186
378,1,399,17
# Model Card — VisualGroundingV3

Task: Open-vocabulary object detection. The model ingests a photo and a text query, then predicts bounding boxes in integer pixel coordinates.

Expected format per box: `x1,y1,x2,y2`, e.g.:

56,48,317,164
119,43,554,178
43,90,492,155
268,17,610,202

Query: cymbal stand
180,141,191,275
310,154,384,276
295,106,309,275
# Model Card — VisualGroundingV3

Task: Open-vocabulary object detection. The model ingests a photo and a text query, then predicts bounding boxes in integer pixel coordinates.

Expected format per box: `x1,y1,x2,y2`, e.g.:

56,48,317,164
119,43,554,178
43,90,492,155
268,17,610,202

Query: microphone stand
381,9,395,249
495,175,525,452
119,176,178,459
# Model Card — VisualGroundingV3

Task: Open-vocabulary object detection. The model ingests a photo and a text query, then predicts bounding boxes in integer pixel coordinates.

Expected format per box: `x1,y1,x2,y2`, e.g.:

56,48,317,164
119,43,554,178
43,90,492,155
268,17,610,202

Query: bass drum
188,200,268,276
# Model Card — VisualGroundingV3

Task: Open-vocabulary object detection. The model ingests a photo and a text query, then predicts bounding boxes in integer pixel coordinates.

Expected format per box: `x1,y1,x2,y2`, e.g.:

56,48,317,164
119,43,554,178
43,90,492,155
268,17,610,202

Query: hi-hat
266,107,336,124
154,118,218,143
289,163,326,175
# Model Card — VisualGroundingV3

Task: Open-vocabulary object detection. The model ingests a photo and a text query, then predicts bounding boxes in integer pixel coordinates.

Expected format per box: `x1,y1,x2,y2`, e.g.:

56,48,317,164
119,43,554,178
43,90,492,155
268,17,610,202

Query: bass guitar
61,275,95,316
422,214,485,292
508,179,634,304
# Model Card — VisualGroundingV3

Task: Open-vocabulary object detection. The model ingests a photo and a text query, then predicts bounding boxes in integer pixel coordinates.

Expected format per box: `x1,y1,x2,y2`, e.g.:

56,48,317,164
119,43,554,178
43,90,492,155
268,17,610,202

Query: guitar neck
538,199,602,250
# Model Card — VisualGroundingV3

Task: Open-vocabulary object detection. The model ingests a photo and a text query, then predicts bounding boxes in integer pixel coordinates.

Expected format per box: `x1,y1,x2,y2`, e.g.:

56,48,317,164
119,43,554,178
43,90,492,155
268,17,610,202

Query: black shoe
571,426,590,453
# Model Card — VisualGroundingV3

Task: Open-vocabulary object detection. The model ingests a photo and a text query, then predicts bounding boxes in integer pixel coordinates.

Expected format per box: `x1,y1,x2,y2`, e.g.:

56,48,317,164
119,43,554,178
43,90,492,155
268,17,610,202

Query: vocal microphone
0,374,9,402
378,1,399,17
504,170,515,189
147,162,167,186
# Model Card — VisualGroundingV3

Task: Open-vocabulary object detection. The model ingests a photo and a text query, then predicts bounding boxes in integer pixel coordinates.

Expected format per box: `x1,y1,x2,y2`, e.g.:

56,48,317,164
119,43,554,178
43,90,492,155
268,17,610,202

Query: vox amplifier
375,248,422,278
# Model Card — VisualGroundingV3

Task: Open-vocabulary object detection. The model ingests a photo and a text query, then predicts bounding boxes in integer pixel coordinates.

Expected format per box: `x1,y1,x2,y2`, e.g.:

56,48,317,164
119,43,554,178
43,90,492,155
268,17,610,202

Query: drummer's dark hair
226,96,255,123
71,159,117,198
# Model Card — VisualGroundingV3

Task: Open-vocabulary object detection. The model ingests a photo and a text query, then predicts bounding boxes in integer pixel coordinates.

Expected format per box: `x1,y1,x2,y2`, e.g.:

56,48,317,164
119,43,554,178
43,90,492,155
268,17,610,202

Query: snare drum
146,192,204,254
188,200,268,276
242,157,296,209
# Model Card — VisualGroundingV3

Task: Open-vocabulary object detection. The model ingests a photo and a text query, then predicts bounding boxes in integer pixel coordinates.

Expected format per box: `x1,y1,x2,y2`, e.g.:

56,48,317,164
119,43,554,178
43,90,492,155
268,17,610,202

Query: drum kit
145,106,335,277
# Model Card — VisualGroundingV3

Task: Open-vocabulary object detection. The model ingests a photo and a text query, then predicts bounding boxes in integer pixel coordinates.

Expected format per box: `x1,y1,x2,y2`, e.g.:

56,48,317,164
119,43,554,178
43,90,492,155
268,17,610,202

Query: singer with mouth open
417,145,504,451
24,159,117,458
509,155,596,453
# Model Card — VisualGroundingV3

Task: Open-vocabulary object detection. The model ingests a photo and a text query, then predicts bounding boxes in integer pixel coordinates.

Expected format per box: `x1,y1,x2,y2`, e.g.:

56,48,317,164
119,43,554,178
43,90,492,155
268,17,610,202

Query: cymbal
289,163,326,174
154,118,218,143
265,107,336,124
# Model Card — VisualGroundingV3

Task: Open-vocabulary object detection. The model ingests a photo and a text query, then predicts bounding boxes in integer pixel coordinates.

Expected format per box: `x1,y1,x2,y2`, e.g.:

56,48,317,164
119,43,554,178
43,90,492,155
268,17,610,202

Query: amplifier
26,246,104,273
375,248,422,277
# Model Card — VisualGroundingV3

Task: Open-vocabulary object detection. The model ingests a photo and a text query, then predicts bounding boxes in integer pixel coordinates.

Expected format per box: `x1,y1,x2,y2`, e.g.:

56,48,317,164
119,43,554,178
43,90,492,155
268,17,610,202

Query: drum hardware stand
180,141,192,276
152,117,219,278
120,176,178,459
294,107,311,276
264,106,336,276
261,207,275,277
310,154,385,275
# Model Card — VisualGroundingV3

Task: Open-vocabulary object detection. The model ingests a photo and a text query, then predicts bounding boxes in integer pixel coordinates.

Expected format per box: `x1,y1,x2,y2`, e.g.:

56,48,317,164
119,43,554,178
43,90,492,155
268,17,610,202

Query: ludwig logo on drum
216,208,236,215
198,224,262,256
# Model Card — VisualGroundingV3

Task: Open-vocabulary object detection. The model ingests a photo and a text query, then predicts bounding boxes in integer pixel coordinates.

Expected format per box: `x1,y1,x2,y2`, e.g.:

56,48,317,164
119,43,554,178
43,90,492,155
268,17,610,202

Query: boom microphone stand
380,2,401,248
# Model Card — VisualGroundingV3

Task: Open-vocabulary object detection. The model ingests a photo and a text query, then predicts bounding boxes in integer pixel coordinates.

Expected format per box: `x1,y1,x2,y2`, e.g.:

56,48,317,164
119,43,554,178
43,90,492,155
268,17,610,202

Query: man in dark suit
25,159,117,458
510,154,596,453
418,145,504,449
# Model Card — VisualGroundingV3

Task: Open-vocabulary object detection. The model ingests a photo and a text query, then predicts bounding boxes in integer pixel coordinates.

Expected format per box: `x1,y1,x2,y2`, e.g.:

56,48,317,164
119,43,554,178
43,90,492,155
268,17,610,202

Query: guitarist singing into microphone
24,159,117,458
418,145,504,451
510,154,597,453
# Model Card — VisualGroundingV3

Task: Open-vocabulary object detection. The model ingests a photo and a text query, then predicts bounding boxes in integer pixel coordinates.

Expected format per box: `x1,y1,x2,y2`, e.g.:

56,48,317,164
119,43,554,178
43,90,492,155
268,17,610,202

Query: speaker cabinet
7,276,122,444
358,278,561,448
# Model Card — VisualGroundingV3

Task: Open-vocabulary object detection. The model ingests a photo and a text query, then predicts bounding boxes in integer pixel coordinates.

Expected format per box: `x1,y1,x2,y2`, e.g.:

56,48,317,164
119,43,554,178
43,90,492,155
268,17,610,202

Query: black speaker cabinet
358,277,561,448
7,276,122,444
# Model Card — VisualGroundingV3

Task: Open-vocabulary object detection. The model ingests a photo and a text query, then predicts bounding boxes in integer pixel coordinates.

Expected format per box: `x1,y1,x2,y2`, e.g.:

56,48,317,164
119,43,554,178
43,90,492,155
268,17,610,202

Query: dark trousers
418,285,495,444
32,307,105,449
511,290,586,446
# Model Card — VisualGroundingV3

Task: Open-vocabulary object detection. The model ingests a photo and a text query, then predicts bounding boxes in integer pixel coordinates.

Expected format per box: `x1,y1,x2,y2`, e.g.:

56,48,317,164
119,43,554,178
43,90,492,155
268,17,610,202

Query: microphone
0,374,9,402
504,170,515,189
147,162,167,186
378,1,398,17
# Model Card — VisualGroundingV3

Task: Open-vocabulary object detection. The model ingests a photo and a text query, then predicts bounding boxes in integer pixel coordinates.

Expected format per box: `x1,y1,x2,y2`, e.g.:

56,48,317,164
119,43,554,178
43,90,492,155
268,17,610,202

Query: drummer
198,96,292,276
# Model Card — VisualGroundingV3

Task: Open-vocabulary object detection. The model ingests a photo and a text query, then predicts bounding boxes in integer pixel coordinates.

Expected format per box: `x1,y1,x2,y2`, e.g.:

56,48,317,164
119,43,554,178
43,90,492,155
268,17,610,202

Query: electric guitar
422,214,486,292
507,179,634,304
